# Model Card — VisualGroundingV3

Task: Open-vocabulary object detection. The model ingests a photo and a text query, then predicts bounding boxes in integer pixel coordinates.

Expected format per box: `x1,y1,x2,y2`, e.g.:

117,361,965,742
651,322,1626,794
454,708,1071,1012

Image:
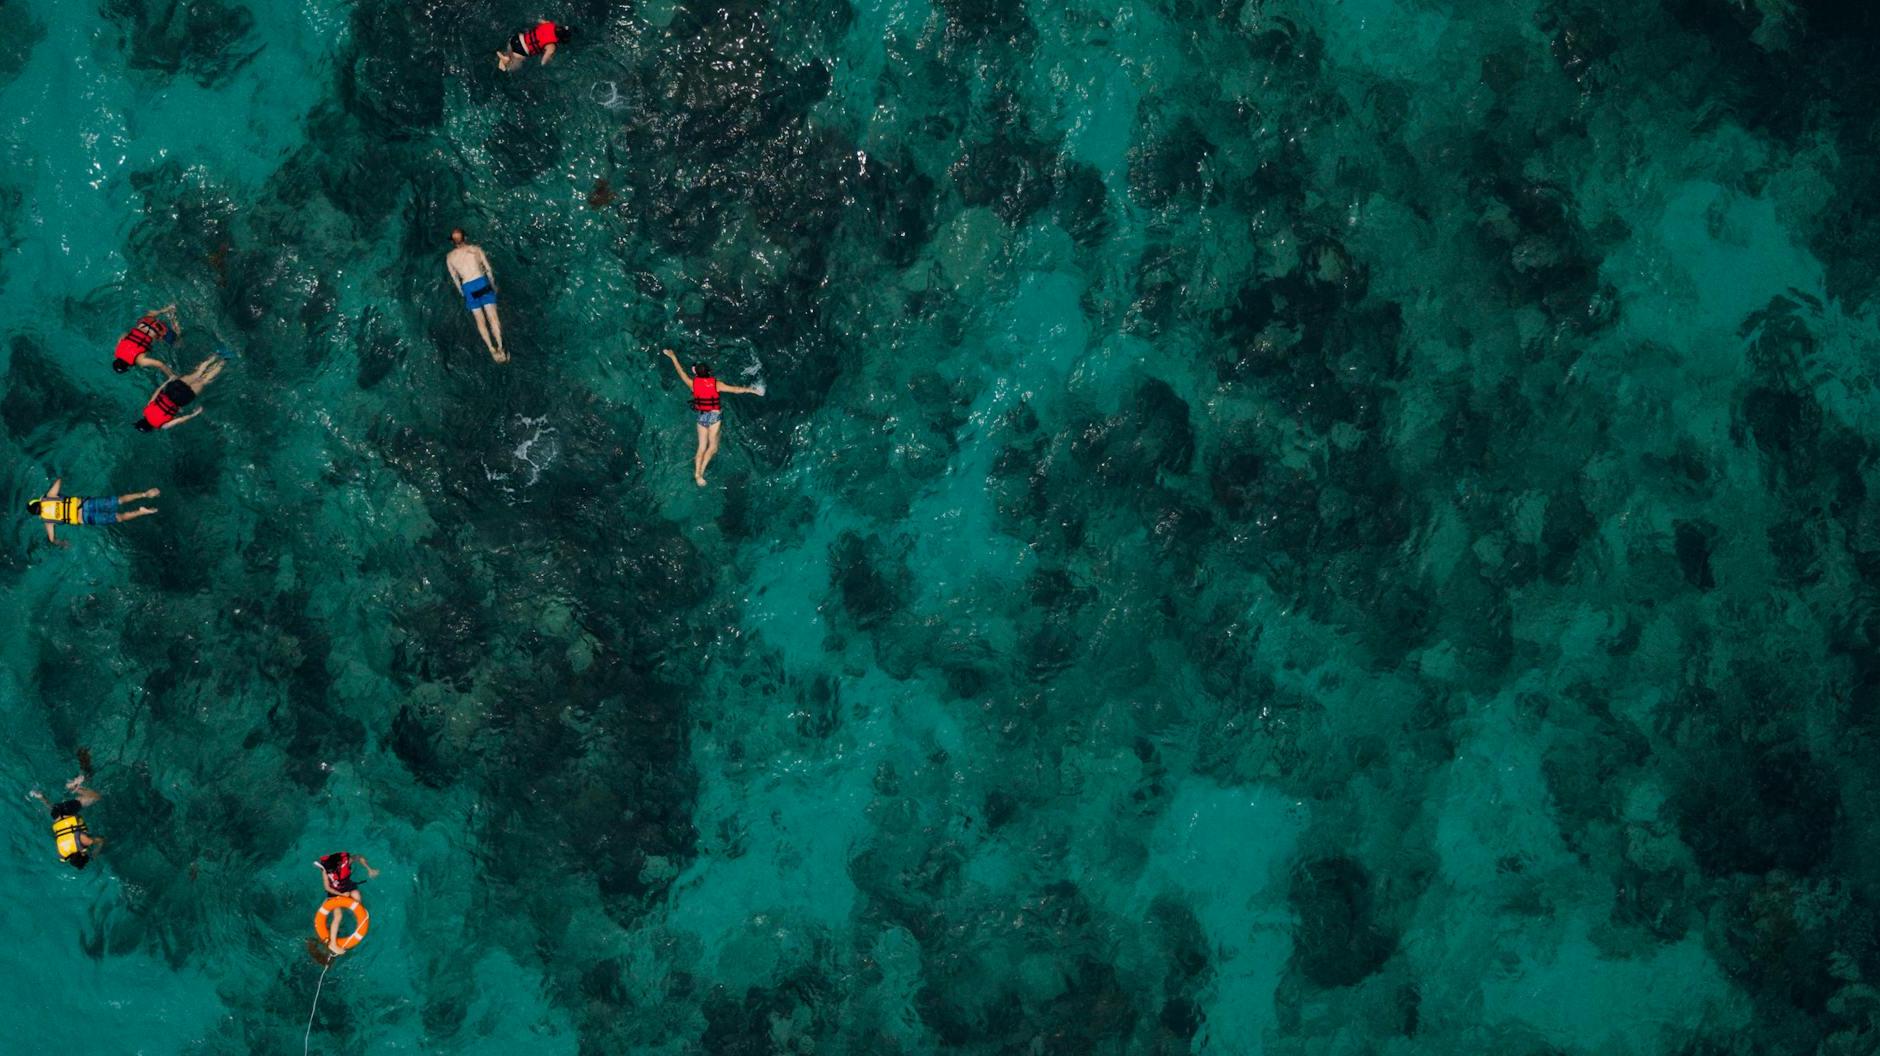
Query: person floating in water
307,890,370,966
446,229,507,363
661,348,762,486
28,478,160,547
315,851,380,896
29,751,103,870
111,304,181,377
497,20,568,71
134,355,227,432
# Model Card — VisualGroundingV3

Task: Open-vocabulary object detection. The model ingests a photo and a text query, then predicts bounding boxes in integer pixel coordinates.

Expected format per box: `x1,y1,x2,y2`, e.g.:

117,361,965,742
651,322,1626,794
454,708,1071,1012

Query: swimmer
307,890,368,965
134,355,227,432
497,20,570,71
446,229,508,363
661,348,762,486
111,304,181,378
315,851,380,896
28,478,160,547
29,751,103,870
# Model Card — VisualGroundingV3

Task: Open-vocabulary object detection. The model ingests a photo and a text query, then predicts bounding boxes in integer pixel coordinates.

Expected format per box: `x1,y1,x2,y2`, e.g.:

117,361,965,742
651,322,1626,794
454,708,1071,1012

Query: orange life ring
313,895,369,952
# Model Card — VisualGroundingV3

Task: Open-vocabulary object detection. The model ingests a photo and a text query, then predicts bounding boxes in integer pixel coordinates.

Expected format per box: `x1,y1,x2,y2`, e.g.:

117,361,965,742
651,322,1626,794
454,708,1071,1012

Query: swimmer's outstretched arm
718,383,762,396
163,410,204,430
354,855,381,879
42,479,62,546
661,348,691,385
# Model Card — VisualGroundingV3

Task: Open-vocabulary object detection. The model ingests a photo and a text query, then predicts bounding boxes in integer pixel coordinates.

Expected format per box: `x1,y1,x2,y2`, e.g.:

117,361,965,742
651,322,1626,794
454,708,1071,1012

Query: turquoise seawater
5,0,1880,1051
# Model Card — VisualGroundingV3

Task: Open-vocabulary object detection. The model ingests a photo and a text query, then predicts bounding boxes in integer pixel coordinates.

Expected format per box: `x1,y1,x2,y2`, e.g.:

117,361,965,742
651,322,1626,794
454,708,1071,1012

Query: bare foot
695,474,707,487
492,346,510,364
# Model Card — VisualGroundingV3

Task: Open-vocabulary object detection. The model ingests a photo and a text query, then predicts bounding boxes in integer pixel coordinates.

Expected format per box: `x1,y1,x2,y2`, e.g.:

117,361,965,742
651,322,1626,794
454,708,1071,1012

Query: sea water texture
1,0,1876,1051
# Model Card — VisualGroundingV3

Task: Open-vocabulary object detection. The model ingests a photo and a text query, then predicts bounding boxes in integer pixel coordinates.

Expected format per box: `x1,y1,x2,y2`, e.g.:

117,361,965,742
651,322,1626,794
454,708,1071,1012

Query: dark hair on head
559,25,575,40
112,360,130,374
134,419,155,433
27,500,42,516
68,852,90,870
450,228,466,241
693,363,713,378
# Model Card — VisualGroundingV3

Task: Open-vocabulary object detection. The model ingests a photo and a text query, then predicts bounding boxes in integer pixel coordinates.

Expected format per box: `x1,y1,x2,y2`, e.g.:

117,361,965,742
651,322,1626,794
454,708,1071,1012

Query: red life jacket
692,376,721,412
522,21,560,54
142,387,183,429
114,315,169,365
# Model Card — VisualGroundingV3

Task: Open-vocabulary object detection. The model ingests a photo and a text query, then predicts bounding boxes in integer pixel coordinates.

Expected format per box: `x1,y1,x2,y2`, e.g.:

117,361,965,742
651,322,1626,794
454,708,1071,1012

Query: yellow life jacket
52,813,87,861
37,497,83,525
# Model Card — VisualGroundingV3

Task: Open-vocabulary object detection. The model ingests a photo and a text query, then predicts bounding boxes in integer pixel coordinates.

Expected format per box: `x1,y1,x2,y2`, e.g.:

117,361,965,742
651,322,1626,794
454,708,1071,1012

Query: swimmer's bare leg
486,306,508,363
693,424,709,486
117,489,160,503
470,309,499,360
700,423,724,484
185,357,225,388
699,422,727,485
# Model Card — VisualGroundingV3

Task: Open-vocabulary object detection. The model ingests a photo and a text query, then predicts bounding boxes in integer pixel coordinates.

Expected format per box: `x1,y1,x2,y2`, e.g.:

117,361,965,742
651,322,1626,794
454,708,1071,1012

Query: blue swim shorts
462,277,497,311
697,411,722,427
81,497,120,525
